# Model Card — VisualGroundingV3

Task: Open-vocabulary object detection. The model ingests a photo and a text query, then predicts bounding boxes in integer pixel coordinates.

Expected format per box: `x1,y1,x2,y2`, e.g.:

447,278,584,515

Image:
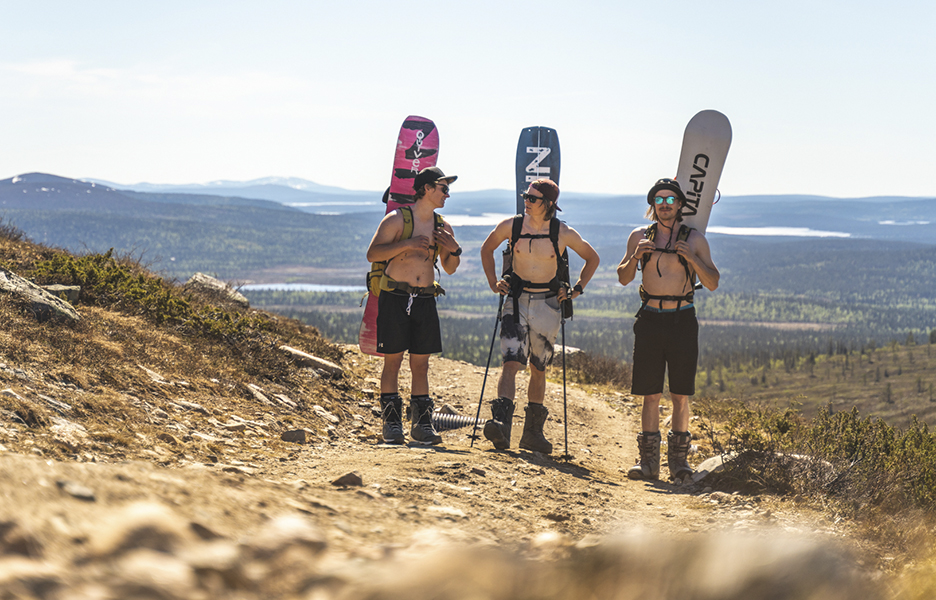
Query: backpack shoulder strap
640,222,658,270
400,206,415,241
677,224,694,243
509,214,524,250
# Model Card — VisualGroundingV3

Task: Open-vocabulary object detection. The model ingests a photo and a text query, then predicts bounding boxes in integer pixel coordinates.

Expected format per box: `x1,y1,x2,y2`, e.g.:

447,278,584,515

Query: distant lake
444,213,514,226
240,283,366,292
708,226,851,238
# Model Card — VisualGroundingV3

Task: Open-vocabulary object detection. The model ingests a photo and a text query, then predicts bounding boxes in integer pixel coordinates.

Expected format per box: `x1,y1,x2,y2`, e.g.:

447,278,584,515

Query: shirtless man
479,179,599,453
366,166,462,445
616,178,719,480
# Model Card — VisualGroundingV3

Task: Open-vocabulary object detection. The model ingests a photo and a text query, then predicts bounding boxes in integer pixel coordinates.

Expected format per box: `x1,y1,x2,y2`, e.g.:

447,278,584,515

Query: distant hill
80,174,936,243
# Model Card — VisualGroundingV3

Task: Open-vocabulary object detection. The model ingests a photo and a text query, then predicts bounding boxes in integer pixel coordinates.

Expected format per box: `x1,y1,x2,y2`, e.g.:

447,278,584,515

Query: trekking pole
561,314,569,460
471,294,504,447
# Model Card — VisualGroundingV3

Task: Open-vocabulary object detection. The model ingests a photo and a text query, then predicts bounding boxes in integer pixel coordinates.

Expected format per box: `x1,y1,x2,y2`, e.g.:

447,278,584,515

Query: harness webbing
636,222,700,316
503,215,571,319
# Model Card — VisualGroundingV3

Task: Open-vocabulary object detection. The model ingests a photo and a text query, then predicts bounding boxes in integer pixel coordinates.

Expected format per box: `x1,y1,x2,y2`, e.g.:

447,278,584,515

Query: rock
157,433,179,445
243,515,327,560
179,540,247,588
0,557,61,595
36,394,72,415
274,394,298,409
0,268,80,323
188,522,224,541
138,365,170,385
331,472,363,487
530,530,571,559
471,467,486,477
544,512,570,522
247,384,272,405
281,429,311,444
313,405,340,424
175,400,209,415
279,346,344,377
88,502,193,557
50,417,88,449
0,521,43,558
183,272,249,309
218,422,247,433
426,506,467,520
691,454,735,483
41,284,80,303
56,480,95,502
111,548,197,597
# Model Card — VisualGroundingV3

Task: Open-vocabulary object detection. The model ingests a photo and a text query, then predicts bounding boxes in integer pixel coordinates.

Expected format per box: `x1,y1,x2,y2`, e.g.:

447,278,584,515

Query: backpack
636,222,700,315
366,206,444,297
502,214,572,319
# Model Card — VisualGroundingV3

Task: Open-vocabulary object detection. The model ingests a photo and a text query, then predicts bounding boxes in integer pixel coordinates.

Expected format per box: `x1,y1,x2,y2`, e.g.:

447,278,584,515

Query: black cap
647,178,687,205
413,166,457,191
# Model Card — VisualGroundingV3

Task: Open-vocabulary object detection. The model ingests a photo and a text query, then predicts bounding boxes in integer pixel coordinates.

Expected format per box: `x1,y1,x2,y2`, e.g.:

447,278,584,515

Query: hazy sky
0,1,932,197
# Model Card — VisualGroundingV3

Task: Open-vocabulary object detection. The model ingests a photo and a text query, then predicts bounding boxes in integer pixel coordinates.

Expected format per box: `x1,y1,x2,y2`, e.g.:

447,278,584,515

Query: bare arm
480,219,512,294
560,225,600,300
365,210,431,263
435,220,461,275
617,227,652,286
675,231,720,291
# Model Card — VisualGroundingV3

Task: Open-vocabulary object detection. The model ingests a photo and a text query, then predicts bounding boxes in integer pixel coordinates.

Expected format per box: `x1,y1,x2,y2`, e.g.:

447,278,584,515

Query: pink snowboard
359,116,440,356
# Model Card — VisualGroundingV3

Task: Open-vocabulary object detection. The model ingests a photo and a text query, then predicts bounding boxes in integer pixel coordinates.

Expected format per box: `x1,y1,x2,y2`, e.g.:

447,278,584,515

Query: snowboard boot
378,394,405,445
667,431,694,481
409,396,443,445
483,397,515,450
518,403,552,454
627,431,661,480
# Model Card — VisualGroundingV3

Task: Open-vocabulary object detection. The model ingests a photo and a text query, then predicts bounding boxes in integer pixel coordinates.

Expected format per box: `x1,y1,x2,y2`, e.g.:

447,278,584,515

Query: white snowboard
675,110,732,234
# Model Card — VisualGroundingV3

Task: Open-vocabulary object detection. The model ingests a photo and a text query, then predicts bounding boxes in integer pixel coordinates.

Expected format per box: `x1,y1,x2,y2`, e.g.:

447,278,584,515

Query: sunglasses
434,183,450,194
654,196,678,205
521,192,545,203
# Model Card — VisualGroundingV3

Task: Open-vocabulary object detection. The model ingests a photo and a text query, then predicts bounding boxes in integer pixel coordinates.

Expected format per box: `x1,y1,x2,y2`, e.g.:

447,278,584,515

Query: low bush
564,352,632,388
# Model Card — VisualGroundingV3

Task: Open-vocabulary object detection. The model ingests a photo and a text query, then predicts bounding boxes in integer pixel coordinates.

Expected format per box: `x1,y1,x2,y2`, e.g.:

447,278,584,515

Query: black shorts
631,307,698,396
376,291,443,355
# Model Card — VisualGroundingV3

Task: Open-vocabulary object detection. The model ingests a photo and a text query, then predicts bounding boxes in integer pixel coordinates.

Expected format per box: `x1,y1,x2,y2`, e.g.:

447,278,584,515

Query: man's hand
674,240,695,265
557,284,581,302
408,235,433,253
492,277,510,295
634,238,656,261
433,228,459,254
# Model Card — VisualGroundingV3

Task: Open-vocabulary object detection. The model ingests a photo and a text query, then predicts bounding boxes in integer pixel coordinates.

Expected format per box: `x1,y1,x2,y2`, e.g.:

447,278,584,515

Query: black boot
483,397,515,450
518,403,552,454
410,396,443,445
378,395,405,445
627,431,661,480
667,431,694,481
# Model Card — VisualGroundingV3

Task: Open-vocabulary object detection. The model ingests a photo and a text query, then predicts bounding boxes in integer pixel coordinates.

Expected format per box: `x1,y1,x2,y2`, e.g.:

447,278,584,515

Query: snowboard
674,110,732,234
515,126,561,215
358,116,440,357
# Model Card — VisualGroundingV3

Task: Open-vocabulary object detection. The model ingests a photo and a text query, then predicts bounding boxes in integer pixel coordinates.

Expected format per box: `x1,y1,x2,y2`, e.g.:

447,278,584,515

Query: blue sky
0,1,932,197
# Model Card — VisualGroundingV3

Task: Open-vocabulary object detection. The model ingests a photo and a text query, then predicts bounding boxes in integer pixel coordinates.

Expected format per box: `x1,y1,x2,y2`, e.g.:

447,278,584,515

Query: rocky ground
0,336,891,599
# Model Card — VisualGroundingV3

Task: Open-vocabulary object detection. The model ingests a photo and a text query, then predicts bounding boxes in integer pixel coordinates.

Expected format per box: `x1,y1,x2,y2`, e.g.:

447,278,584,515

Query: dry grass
0,236,369,464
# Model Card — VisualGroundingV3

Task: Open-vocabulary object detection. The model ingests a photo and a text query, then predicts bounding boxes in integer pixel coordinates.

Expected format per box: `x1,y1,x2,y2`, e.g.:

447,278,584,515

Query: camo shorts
500,291,562,371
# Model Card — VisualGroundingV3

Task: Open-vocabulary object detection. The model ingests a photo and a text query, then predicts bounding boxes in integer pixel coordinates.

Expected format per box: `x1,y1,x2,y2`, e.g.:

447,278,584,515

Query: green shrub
564,352,632,387
32,249,272,343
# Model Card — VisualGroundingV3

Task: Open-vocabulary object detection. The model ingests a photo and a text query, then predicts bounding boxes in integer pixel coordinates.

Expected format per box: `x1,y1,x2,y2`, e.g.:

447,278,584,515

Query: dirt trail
0,346,869,598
